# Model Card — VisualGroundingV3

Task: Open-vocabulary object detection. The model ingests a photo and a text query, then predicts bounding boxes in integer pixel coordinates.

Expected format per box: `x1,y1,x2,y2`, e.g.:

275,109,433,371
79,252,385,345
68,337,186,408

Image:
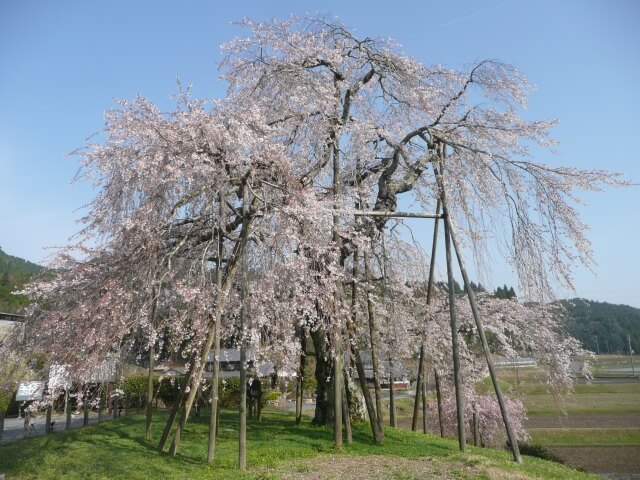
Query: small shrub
219,377,241,409
121,375,147,399
517,442,564,463
155,376,183,407
265,391,280,402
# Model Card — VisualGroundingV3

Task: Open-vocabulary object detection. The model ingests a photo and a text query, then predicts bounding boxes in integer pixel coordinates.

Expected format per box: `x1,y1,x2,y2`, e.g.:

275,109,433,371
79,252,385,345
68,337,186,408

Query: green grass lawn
521,383,640,415
529,428,640,446
0,408,602,480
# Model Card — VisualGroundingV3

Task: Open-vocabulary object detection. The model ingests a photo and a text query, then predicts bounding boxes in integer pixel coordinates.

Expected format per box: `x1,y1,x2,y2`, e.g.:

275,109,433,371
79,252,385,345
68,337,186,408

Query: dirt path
257,453,534,480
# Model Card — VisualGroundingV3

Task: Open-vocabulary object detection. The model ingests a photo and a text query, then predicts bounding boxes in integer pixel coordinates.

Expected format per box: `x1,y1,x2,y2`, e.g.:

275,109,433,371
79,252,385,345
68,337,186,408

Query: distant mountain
560,298,640,355
0,247,43,313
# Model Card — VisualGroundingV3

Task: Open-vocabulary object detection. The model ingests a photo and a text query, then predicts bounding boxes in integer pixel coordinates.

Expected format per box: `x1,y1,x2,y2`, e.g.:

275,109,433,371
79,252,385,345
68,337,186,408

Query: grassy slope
0,409,600,480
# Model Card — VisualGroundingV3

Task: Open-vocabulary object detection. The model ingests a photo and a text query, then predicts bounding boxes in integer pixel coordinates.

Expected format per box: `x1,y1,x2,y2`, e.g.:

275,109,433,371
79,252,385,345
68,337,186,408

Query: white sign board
88,359,117,383
16,381,45,401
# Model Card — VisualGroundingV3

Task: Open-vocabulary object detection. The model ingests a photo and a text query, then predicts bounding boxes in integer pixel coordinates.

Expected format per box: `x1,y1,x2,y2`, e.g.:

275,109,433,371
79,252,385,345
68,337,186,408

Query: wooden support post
389,359,397,428
434,369,444,438
437,153,522,463
113,393,118,420
349,249,384,444
412,200,441,431
98,386,103,422
83,397,89,426
208,197,224,463
342,369,352,444
422,369,428,434
364,251,384,431
443,219,465,451
411,344,424,432
238,182,249,470
146,289,158,442
65,389,72,430
45,405,52,433
473,404,479,447
295,333,306,425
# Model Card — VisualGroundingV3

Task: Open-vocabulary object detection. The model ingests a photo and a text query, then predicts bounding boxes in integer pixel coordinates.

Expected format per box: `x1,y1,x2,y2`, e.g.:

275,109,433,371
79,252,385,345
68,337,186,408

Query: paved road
1,409,129,445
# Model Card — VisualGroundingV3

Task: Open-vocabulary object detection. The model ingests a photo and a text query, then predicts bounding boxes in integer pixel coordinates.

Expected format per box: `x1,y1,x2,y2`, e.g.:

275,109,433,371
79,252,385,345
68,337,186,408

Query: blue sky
0,0,638,306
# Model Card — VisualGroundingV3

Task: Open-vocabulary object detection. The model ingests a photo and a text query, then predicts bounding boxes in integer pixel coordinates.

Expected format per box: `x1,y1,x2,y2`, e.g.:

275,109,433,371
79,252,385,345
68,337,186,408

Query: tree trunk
311,329,332,425
0,411,4,443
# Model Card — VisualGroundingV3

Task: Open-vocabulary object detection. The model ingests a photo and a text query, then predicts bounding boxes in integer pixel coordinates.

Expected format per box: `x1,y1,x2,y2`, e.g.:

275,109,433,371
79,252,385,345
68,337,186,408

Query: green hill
560,298,640,355
0,408,600,479
0,247,43,313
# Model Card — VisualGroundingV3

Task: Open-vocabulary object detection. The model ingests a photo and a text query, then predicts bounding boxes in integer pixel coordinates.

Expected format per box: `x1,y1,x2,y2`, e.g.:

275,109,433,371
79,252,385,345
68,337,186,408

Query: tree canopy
3,15,626,464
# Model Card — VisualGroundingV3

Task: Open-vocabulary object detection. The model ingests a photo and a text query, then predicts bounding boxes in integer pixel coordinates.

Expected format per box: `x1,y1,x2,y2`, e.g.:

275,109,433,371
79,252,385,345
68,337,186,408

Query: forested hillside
0,247,42,313
561,298,640,354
